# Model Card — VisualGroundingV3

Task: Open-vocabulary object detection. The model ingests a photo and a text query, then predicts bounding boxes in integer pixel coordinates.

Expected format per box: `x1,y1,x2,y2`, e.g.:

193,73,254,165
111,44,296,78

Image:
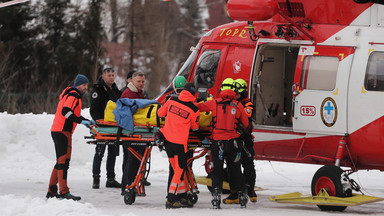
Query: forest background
0,0,231,114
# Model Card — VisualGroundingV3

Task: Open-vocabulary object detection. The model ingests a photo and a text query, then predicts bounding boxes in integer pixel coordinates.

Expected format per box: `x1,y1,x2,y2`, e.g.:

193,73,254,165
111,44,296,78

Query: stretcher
84,120,211,205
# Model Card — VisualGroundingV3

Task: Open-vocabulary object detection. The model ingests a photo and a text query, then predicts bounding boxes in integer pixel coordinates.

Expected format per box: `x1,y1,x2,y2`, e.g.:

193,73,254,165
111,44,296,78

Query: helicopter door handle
292,99,298,119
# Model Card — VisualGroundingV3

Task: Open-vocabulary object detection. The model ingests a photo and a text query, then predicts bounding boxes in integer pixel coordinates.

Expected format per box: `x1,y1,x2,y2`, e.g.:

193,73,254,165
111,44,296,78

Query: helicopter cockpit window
364,51,384,91
300,56,339,91
194,49,221,89
174,45,199,79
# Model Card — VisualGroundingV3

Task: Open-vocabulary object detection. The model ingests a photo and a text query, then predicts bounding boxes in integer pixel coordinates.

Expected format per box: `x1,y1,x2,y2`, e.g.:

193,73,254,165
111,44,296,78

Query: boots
238,190,248,208
60,192,81,201
46,185,58,199
143,179,151,186
223,191,239,204
92,175,100,189
165,193,182,209
106,178,121,188
211,188,222,209
248,188,258,203
178,193,193,208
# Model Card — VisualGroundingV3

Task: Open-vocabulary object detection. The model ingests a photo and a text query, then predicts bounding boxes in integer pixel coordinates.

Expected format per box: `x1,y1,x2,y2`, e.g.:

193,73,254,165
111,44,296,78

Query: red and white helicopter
158,0,384,211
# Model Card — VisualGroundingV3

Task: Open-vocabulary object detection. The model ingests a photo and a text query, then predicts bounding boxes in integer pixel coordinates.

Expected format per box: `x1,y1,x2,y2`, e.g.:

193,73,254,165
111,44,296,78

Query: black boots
143,179,151,186
46,185,58,199
106,178,121,188
178,193,194,208
60,192,81,201
238,190,248,208
94,176,121,188
46,184,80,201
165,193,182,209
211,188,222,209
92,175,100,189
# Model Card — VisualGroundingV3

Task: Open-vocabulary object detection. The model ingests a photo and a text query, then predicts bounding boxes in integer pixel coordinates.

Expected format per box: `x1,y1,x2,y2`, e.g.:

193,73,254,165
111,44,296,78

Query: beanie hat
74,74,89,87
127,70,136,79
183,82,196,95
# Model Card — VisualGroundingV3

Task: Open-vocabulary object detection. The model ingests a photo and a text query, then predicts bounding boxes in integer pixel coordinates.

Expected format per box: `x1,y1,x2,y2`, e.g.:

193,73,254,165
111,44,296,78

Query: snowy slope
0,111,383,216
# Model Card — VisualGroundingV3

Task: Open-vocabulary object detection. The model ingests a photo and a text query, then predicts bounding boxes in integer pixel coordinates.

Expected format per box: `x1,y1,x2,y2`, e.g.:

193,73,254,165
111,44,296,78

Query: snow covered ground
0,110,383,216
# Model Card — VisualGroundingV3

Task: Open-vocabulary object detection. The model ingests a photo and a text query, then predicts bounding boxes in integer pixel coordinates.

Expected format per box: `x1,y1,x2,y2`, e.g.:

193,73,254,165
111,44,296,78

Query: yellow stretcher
195,176,265,191
269,188,384,207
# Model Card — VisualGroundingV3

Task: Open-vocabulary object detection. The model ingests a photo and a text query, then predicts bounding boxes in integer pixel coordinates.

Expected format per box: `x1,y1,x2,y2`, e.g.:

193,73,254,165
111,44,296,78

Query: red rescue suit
196,89,249,193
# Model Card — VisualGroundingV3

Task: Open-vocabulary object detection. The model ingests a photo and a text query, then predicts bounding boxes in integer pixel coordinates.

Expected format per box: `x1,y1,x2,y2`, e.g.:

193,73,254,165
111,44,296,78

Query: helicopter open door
292,46,355,135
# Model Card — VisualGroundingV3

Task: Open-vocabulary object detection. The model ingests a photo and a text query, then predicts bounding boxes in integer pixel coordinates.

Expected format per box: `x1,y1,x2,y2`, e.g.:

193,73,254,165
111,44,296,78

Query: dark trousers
211,138,245,192
228,133,256,190
121,144,146,189
241,133,256,188
49,131,72,195
92,144,117,179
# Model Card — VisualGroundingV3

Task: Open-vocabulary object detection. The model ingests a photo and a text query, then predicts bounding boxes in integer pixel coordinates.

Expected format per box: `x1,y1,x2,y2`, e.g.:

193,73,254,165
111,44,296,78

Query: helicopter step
269,188,384,207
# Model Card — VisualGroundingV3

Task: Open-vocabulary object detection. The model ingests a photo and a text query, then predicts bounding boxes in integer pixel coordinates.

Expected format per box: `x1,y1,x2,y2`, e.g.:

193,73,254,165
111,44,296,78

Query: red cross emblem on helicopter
233,61,241,73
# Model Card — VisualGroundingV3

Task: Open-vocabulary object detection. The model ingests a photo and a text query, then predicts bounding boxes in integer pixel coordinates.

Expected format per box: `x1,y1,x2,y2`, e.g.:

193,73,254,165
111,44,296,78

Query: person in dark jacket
90,67,122,189
47,74,93,201
120,70,136,93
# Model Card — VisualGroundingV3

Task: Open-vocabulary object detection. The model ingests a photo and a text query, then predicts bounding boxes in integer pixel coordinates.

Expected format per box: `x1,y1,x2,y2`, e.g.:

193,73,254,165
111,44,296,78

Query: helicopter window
364,51,384,91
301,56,339,91
174,45,199,79
194,49,221,89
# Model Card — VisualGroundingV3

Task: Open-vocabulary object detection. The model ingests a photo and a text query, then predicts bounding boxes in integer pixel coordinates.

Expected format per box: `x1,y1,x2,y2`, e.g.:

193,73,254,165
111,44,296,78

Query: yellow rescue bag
104,100,117,122
198,97,213,127
133,103,165,126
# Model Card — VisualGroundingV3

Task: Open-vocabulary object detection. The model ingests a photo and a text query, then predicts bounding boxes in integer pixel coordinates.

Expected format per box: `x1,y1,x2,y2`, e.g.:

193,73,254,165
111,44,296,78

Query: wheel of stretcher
124,190,136,205
311,165,349,211
189,193,198,204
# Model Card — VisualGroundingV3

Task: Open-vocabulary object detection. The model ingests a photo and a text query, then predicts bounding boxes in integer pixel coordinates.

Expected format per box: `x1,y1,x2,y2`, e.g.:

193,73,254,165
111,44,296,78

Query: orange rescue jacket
51,87,85,133
158,90,200,152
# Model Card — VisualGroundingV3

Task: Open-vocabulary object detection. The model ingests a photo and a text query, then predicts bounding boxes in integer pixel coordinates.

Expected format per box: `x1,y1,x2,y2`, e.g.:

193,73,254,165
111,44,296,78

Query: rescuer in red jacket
196,78,249,209
46,74,94,201
157,82,208,208
223,78,257,204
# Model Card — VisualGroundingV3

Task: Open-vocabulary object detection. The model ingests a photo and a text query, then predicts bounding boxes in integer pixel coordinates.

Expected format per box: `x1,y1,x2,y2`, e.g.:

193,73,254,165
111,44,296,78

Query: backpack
214,99,239,131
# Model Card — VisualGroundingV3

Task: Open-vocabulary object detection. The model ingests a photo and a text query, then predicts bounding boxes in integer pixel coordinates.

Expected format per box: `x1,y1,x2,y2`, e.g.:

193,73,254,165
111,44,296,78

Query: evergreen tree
38,0,79,89
0,1,40,92
81,0,106,83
